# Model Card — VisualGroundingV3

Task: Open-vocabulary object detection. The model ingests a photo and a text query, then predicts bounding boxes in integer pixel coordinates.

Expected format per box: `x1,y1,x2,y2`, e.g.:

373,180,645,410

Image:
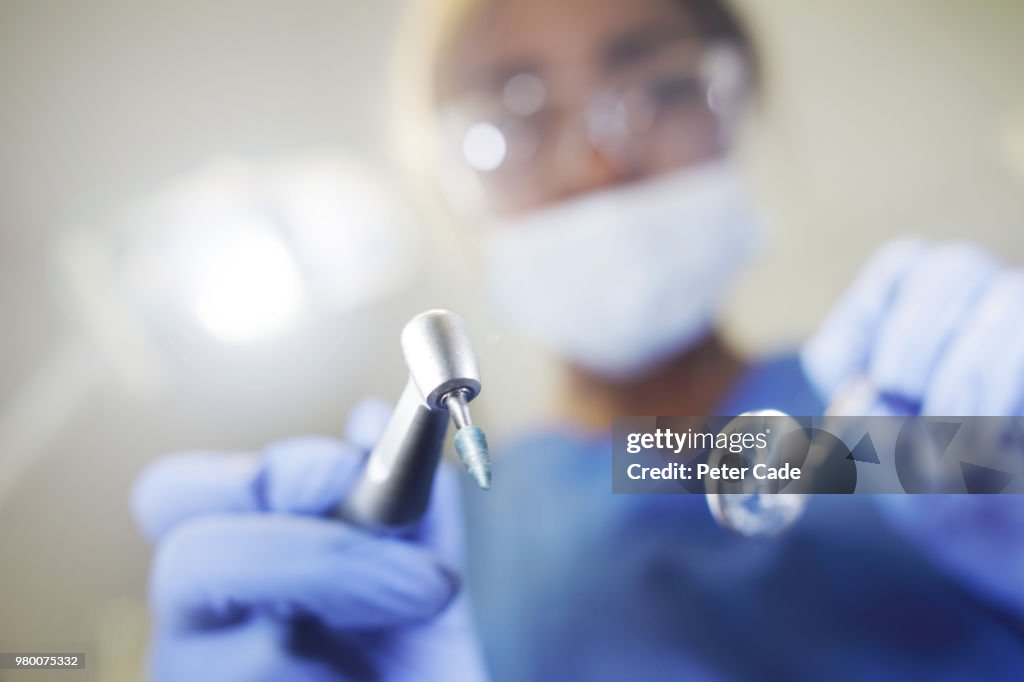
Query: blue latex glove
802,238,1024,416
802,238,1024,617
131,399,488,682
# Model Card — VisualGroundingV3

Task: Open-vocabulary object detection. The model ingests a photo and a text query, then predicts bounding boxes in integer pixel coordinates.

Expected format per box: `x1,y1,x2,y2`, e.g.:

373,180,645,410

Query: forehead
437,0,696,99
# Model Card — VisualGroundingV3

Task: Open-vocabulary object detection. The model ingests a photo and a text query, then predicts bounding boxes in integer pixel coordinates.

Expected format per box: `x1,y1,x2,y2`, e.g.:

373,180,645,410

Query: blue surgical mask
482,160,765,379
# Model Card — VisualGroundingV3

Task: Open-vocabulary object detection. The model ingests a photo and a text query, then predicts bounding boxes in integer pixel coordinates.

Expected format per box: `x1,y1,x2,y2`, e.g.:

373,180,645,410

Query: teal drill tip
454,425,491,490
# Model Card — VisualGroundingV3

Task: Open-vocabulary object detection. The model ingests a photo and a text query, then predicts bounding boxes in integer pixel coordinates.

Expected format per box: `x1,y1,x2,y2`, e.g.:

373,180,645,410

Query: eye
649,75,704,110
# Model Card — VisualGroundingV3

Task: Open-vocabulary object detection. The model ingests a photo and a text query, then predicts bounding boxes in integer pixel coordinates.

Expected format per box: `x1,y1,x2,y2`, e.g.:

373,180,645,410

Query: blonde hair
389,0,484,240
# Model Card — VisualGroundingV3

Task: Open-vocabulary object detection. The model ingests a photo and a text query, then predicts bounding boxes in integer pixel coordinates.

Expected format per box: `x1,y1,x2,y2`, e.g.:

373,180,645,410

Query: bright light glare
119,155,413,349
192,231,304,344
462,122,507,172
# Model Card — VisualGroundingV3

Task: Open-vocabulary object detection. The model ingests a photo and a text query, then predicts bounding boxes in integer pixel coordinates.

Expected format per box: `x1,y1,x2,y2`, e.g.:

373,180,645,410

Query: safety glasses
438,41,749,213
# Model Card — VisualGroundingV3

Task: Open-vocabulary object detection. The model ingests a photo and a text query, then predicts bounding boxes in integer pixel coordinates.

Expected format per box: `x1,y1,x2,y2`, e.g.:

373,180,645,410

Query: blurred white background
0,1,1022,679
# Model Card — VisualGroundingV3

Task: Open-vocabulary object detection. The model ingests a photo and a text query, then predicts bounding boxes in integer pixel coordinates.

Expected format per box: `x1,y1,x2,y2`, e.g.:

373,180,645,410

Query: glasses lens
502,72,546,117
444,107,543,173
461,122,508,172
439,43,745,205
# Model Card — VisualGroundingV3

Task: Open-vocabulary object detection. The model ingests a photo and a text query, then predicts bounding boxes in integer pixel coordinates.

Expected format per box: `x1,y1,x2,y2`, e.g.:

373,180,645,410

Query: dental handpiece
336,309,490,531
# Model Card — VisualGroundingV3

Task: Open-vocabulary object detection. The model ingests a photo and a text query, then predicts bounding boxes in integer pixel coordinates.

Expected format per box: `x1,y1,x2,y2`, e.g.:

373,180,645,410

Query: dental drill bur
336,309,490,531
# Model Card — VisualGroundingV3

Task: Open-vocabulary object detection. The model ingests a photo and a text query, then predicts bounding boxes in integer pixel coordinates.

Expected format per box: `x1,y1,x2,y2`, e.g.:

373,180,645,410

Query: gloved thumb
801,238,928,404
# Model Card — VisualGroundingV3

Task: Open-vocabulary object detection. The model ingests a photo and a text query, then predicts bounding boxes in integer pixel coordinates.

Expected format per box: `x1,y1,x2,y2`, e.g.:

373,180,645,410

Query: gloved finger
133,437,360,541
150,619,354,682
152,514,459,632
830,380,916,417
261,436,363,515
802,238,928,404
869,242,1000,406
343,397,393,453
132,452,262,542
250,398,395,516
408,463,466,564
923,271,1024,416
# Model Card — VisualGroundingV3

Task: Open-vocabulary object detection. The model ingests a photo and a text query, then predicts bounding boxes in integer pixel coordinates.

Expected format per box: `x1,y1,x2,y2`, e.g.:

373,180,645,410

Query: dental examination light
120,155,416,348
186,222,305,345
0,154,415,512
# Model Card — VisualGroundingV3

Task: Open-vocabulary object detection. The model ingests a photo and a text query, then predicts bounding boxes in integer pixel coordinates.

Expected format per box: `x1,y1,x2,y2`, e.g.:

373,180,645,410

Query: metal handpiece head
401,310,481,409
403,310,491,490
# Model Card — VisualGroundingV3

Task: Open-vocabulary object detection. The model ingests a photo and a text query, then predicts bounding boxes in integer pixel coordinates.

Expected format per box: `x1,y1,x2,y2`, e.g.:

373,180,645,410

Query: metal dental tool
336,309,490,531
707,379,878,537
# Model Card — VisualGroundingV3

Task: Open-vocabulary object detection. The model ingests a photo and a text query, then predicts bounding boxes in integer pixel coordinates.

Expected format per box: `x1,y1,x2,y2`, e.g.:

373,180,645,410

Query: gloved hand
131,399,488,682
802,238,1024,618
802,238,1024,416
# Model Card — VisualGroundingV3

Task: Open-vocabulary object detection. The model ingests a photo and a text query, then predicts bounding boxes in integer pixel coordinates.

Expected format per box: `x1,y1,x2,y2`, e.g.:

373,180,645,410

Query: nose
550,130,643,202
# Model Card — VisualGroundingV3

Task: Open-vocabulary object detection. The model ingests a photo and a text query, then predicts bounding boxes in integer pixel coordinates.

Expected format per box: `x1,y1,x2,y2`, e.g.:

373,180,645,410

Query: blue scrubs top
463,355,1024,681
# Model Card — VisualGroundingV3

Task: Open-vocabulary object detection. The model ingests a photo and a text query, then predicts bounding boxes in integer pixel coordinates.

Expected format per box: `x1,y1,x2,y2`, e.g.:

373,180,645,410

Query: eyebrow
447,22,699,100
601,23,700,69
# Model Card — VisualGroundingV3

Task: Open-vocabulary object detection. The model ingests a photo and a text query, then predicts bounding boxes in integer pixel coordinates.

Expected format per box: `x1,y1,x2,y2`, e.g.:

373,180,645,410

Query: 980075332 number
0,653,85,668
